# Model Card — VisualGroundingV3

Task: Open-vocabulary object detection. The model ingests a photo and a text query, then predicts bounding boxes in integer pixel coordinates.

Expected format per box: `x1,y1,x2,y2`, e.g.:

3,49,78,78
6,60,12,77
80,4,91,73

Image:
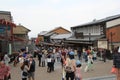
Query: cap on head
76,60,81,65
69,51,74,55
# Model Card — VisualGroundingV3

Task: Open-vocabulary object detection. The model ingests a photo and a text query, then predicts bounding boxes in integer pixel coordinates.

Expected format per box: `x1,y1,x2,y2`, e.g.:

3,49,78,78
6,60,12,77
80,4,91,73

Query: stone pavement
83,75,115,80
9,58,115,80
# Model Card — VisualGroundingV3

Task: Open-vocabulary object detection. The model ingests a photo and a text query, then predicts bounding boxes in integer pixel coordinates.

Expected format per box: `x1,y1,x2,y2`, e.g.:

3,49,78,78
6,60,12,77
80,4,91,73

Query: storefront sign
98,40,108,49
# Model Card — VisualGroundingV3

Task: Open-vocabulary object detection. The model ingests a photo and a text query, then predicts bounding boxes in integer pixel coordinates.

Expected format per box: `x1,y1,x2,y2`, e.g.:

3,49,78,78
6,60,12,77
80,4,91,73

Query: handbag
22,71,28,76
91,61,93,64
65,66,72,73
65,59,72,73
111,67,117,74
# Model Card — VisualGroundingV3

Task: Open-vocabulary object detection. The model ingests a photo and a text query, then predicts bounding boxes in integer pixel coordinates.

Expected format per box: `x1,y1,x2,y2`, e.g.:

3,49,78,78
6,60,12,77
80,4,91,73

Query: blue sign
0,25,11,33
0,28,5,33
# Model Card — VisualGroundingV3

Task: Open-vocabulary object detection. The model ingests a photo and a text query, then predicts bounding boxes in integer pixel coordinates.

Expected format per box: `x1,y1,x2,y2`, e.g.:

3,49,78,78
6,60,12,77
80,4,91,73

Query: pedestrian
33,50,37,58
28,56,36,80
84,53,93,72
75,60,82,80
3,52,10,66
65,50,76,80
13,54,19,67
56,51,61,62
21,60,29,80
102,49,106,62
37,51,42,67
41,52,45,67
51,52,55,71
0,61,11,80
92,49,97,61
77,49,82,60
46,54,52,73
61,49,67,68
84,50,88,62
113,46,120,80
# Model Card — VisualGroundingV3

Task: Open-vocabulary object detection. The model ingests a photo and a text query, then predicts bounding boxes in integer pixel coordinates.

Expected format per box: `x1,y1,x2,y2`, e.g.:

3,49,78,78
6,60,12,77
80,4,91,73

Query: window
75,32,84,39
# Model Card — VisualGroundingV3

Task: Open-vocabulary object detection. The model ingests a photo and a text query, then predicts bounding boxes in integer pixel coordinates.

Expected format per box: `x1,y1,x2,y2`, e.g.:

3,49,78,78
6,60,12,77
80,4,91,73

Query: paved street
83,75,115,80
10,58,115,80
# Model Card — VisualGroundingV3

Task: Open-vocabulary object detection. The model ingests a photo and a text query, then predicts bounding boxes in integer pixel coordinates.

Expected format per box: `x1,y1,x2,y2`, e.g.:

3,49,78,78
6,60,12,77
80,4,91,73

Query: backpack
65,59,72,73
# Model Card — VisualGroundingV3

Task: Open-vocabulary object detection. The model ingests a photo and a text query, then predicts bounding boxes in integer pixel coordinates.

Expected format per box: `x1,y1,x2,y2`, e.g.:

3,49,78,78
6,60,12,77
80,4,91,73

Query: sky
0,0,120,38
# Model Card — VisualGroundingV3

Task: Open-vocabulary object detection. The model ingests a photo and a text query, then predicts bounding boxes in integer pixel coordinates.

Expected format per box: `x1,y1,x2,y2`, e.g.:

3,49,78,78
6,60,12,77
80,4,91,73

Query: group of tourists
0,48,36,80
17,49,36,80
0,45,120,80
25,46,97,80
60,47,97,80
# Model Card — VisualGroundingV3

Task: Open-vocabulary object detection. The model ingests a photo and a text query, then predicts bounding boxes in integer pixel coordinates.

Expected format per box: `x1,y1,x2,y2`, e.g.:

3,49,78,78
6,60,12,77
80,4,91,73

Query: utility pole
110,32,113,50
5,25,9,53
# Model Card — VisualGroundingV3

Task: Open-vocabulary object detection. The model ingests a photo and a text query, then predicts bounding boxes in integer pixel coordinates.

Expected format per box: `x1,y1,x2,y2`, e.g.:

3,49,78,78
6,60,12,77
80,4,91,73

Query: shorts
28,72,35,79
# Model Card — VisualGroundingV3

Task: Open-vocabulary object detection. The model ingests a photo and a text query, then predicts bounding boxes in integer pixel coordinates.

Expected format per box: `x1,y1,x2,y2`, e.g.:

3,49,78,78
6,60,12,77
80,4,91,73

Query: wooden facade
37,27,71,46
69,22,106,48
13,24,30,40
68,14,120,49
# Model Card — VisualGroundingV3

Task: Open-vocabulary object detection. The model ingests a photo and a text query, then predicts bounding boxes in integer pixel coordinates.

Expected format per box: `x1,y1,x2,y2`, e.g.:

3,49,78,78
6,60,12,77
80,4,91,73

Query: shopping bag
118,46,120,53
111,67,117,74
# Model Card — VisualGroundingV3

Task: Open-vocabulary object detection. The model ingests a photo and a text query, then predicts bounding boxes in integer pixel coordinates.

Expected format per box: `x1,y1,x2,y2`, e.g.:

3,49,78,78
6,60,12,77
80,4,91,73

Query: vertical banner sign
9,43,12,55
26,46,28,52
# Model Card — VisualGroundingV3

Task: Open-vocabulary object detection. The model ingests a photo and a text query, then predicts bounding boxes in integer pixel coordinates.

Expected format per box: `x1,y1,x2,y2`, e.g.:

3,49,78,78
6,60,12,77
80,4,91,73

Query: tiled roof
51,33,72,39
44,32,56,36
71,14,120,28
0,11,11,15
48,26,71,33
13,24,30,34
38,27,71,36
38,31,48,35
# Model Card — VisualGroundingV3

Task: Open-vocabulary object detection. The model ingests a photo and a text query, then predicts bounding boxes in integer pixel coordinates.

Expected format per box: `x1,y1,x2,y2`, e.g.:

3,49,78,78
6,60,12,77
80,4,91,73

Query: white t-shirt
19,57,24,63
47,58,51,62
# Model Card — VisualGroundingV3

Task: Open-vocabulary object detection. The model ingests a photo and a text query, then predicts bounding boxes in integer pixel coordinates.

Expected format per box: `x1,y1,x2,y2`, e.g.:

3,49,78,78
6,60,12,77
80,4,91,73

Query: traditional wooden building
51,33,72,46
13,24,31,51
66,14,120,50
37,27,71,46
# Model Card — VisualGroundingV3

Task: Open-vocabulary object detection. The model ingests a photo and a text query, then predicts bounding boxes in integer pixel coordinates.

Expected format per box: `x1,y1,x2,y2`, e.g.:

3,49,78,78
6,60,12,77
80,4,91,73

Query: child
75,60,82,80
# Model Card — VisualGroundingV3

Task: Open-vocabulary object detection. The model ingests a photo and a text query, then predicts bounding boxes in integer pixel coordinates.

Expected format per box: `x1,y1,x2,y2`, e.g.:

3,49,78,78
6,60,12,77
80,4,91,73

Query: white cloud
50,0,62,4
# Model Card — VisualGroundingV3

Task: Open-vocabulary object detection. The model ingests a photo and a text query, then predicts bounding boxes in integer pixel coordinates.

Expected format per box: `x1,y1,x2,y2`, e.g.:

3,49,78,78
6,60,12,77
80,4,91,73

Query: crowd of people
0,46,120,80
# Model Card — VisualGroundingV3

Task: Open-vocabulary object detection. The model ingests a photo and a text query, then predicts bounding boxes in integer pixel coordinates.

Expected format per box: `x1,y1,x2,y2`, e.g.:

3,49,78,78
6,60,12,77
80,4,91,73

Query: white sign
98,40,108,49
118,47,120,53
